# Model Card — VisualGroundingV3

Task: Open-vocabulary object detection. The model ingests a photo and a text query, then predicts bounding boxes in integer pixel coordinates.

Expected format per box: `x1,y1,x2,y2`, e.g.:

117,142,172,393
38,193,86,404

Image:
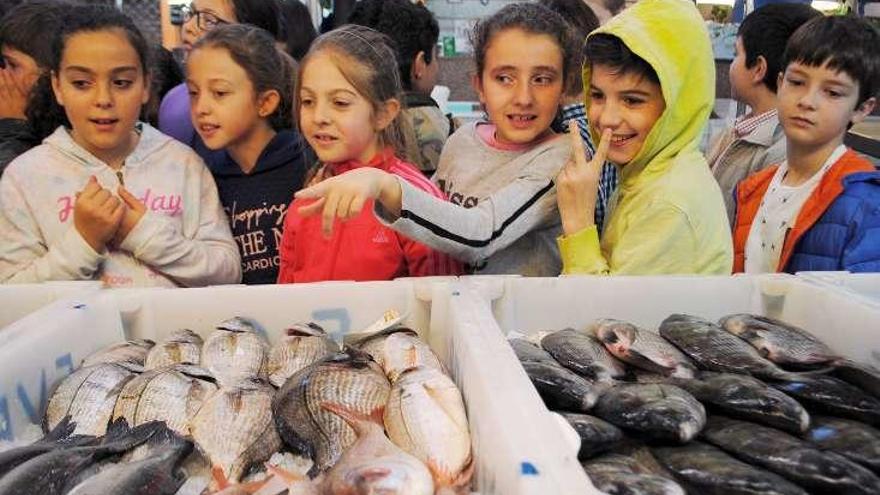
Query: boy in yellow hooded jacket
556,0,733,275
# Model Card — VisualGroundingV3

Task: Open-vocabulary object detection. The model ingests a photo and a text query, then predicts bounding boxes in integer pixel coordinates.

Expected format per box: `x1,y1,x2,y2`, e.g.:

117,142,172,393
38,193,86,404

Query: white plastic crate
0,278,576,495
458,273,880,493
0,281,102,330
798,271,880,309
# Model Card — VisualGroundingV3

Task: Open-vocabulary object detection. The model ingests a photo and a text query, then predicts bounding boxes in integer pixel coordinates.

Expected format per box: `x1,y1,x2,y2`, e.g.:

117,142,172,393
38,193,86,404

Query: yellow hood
583,0,715,188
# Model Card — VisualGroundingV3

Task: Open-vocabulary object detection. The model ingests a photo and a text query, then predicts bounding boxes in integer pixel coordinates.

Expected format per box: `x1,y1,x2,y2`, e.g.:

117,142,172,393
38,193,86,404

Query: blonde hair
295,24,419,166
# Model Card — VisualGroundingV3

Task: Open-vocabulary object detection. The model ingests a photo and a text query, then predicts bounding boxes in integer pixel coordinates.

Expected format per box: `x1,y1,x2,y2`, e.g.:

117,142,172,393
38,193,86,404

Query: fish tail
431,452,473,491
265,462,307,483
211,465,231,490
320,401,385,432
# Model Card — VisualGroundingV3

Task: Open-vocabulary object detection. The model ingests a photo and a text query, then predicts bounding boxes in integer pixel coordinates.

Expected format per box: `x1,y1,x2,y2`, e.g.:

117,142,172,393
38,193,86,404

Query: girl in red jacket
277,25,460,283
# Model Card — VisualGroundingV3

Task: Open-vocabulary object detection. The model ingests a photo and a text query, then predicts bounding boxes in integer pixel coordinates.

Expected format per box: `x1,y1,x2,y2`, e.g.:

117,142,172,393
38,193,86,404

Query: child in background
293,3,575,277
278,0,317,62
159,0,280,168
188,24,309,285
0,5,241,287
707,3,820,224
0,0,67,172
555,0,732,275
277,25,459,283
540,0,618,235
346,0,450,175
734,15,880,273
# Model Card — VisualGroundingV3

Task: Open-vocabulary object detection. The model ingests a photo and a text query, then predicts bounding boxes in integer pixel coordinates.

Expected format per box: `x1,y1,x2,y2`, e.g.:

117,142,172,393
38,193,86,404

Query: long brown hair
295,24,419,168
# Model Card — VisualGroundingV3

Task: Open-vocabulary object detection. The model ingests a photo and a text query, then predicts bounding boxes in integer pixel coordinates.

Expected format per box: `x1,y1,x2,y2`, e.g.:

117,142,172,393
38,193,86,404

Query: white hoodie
0,124,242,287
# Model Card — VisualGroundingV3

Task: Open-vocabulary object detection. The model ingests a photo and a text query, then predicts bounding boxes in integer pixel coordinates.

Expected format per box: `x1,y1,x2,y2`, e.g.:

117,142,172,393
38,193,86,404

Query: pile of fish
512,313,880,495
0,312,473,495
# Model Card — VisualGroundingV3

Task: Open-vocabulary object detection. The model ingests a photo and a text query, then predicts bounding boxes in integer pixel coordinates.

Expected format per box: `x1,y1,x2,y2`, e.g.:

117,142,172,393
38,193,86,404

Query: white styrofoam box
0,281,102,330
0,278,569,495
457,273,880,494
798,271,880,309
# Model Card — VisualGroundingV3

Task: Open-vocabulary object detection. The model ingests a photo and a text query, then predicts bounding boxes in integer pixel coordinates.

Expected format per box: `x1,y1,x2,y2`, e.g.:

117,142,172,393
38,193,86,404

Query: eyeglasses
180,3,231,31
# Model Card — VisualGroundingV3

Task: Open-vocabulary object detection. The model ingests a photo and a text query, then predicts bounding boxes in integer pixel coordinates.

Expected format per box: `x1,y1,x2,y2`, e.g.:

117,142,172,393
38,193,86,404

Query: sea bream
384,366,472,489
805,416,880,473
653,442,808,495
702,416,880,494
190,379,281,482
353,329,445,382
322,402,434,495
202,318,269,387
659,314,799,380
145,329,203,369
44,362,138,436
719,313,838,367
592,319,697,379
272,350,391,475
266,322,339,388
540,328,626,383
674,372,810,434
593,383,706,443
81,339,155,368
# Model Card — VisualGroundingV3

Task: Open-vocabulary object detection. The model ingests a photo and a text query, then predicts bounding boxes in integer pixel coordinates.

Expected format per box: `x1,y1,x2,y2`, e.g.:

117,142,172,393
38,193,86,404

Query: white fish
145,329,203,369
44,363,136,436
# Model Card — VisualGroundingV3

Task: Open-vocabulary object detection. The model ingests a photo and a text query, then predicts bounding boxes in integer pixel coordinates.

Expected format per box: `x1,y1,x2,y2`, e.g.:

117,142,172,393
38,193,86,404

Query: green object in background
442,36,456,57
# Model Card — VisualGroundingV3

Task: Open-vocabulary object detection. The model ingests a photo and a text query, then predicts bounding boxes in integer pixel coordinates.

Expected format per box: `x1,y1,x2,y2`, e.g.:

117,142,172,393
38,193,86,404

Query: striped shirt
735,109,778,138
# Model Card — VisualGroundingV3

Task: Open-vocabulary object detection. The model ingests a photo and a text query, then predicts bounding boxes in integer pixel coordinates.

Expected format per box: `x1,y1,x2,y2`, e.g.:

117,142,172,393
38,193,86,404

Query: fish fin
432,452,473,490
212,465,232,490
43,415,77,442
264,463,307,483
405,344,419,371
320,401,384,433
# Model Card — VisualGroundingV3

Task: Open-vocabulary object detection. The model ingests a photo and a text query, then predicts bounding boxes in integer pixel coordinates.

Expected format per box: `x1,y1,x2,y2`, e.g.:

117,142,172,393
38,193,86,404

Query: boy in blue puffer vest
732,15,880,273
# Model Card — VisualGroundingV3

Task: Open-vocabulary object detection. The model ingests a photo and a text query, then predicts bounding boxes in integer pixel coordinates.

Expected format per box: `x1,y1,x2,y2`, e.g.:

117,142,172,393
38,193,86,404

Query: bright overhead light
811,0,841,10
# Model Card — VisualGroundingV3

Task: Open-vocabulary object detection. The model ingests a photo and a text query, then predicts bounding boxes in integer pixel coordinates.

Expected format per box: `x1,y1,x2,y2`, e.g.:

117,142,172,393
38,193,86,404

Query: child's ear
471,73,485,105
375,98,401,131
777,72,784,91
141,71,152,105
50,71,64,107
752,55,768,84
411,51,427,82
257,89,282,118
852,96,876,126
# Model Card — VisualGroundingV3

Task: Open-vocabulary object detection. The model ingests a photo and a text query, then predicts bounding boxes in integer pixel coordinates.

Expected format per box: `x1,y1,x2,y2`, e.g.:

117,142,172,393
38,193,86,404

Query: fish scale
145,330,203,370
113,367,217,436
45,363,137,436
541,328,625,382
273,352,391,474
719,314,838,366
190,380,280,482
267,328,338,388
202,328,268,387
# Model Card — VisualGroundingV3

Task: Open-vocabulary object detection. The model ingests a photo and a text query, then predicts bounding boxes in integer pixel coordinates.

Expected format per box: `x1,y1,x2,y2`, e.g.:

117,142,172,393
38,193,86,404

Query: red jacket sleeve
276,200,297,283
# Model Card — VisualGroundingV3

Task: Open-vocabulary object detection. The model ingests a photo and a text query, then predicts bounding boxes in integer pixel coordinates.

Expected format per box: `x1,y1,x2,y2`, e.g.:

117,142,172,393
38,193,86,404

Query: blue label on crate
0,396,11,441
520,461,539,476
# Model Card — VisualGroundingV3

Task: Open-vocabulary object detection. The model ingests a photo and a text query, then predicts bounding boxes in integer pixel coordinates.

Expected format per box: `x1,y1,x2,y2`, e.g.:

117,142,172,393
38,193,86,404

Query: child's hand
295,167,402,237
111,186,147,247
0,67,29,120
74,176,125,252
556,123,611,236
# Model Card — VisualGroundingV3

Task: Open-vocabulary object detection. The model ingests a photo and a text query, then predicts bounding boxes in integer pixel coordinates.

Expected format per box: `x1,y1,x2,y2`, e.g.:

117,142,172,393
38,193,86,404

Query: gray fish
592,319,697,379
719,314,838,367
659,314,796,380
202,322,269,387
0,419,162,495
273,350,390,475
541,328,626,383
509,338,558,365
65,425,193,495
703,416,880,494
583,447,685,495
267,323,339,388
593,384,706,443
834,359,880,398
0,416,95,478
558,413,624,459
675,372,810,434
190,379,280,483
145,329,203,369
520,361,604,412
771,374,880,425
44,363,138,436
805,416,880,473
81,339,154,368
112,365,217,436
653,442,808,495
